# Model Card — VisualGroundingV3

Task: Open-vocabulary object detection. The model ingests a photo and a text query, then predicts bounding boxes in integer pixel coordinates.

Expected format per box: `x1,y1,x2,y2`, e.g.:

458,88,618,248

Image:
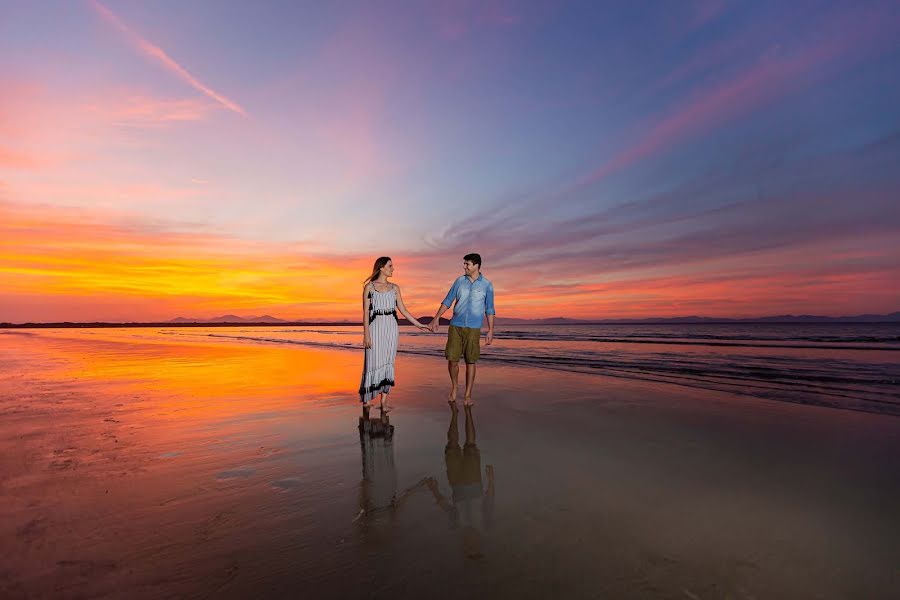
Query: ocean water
156,323,900,416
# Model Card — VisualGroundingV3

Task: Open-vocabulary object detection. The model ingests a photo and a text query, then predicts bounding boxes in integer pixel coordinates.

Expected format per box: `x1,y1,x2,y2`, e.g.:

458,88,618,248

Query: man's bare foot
448,387,458,401
463,396,474,407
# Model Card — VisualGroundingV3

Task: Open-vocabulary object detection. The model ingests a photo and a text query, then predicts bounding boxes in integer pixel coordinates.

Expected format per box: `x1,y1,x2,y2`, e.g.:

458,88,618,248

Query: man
429,253,495,404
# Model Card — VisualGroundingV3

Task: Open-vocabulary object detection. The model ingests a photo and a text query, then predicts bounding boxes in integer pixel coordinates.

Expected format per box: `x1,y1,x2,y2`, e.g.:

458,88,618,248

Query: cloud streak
573,4,900,191
443,3,900,240
89,0,247,116
416,130,900,317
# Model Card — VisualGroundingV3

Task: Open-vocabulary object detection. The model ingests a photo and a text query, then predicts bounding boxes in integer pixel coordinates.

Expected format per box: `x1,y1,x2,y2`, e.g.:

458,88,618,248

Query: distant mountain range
2,312,898,328
167,315,288,323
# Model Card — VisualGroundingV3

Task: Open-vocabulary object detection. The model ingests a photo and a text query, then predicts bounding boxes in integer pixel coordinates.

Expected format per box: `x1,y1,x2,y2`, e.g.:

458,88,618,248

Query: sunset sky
2,0,899,322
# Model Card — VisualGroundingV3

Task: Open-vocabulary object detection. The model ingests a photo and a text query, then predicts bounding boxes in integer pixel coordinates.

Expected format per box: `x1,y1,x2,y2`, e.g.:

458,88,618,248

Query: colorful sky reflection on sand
19,329,357,417
1,1,899,322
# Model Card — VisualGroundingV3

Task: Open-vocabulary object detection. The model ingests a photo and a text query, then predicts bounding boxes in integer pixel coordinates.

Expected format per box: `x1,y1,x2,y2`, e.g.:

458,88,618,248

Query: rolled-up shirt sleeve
442,279,458,308
485,282,496,316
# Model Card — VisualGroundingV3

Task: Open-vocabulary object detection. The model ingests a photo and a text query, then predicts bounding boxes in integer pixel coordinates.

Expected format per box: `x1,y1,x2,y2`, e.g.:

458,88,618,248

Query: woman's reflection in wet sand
427,403,495,560
357,407,398,517
355,407,427,545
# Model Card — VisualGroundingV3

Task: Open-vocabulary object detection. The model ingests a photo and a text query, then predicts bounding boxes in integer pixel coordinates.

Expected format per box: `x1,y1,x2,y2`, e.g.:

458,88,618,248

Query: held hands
429,320,440,333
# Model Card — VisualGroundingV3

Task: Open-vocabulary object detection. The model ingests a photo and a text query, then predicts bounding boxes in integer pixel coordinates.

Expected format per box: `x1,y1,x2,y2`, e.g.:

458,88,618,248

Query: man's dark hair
463,253,482,268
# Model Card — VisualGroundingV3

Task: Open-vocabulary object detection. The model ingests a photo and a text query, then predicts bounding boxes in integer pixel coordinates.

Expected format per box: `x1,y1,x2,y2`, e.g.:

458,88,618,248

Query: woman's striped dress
359,286,399,403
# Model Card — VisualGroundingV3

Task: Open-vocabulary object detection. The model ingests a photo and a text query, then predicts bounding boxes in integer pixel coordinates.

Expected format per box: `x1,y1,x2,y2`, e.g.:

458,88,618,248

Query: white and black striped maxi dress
359,287,399,403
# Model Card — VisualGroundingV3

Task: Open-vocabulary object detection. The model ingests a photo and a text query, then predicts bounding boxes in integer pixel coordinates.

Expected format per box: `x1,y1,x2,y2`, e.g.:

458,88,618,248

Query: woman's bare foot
448,386,458,401
463,395,474,407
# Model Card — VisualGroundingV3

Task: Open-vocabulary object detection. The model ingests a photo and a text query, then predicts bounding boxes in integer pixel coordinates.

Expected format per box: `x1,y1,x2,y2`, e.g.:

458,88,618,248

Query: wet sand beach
1,328,898,599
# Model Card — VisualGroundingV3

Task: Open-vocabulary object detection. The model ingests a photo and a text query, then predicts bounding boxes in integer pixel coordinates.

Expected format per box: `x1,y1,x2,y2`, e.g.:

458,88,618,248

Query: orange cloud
1,199,896,323
490,244,900,320
0,201,370,322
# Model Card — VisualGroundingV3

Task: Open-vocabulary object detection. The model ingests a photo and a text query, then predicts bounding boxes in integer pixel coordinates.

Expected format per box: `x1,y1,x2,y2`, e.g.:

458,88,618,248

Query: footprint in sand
51,447,78,456
194,511,241,542
16,518,47,543
270,477,302,491
56,559,119,577
215,468,255,480
49,458,78,470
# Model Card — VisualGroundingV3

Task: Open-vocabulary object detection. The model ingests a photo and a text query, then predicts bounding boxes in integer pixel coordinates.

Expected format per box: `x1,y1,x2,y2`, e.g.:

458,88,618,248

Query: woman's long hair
364,256,392,284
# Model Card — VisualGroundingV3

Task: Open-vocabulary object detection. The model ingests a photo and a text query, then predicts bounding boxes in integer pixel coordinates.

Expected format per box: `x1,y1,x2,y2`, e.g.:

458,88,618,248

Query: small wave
491,334,900,351
187,331,900,417
157,325,900,348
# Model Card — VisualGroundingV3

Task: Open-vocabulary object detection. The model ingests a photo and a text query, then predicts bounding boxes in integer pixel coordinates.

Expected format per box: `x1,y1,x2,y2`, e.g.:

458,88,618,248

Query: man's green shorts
445,325,481,364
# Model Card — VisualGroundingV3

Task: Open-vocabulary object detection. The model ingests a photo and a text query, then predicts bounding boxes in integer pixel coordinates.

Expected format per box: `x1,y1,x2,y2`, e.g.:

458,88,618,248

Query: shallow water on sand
1,329,898,598
157,324,900,415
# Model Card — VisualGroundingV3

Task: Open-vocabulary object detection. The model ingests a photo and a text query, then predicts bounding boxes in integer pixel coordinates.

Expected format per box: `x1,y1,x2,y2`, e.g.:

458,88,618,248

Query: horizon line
2,310,898,327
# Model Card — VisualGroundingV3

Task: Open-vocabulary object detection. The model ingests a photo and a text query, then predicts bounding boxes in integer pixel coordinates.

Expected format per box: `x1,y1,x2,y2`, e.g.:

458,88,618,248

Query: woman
359,257,428,409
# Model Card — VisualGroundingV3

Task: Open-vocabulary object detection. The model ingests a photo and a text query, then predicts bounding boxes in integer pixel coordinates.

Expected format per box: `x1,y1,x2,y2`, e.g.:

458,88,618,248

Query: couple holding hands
359,253,496,410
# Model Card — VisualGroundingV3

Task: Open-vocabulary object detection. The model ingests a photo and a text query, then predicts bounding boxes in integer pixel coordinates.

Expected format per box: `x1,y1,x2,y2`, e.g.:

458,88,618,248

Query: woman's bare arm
394,285,427,329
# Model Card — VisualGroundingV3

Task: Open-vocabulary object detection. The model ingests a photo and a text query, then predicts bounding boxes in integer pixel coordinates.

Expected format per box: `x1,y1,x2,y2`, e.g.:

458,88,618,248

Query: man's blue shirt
442,273,495,329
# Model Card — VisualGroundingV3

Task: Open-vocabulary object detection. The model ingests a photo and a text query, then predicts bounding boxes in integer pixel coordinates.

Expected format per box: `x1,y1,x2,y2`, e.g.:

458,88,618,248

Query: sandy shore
1,329,898,599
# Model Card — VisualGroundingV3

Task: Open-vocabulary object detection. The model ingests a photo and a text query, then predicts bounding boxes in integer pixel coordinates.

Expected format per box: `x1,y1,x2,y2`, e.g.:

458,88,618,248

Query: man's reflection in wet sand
427,403,496,559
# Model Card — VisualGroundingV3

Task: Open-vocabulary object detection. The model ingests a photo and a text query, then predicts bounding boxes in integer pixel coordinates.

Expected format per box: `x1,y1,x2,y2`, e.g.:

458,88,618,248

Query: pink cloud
291,18,423,185
0,80,45,136
648,31,750,97
82,94,216,126
435,0,522,40
89,0,247,116
688,0,727,30
0,74,222,178
0,146,42,169
573,5,900,191
0,80,80,169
